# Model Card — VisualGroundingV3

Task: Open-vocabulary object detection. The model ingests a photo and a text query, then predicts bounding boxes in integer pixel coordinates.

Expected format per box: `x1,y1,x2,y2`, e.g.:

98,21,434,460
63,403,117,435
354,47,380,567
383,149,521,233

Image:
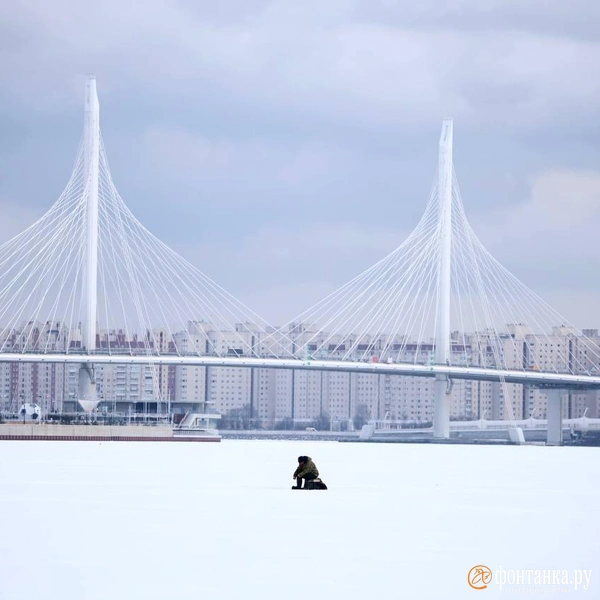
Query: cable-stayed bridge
1,78,599,443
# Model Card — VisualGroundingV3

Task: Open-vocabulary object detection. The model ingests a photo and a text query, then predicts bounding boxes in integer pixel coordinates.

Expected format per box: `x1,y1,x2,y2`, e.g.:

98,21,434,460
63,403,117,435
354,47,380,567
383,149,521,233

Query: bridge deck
1,353,599,388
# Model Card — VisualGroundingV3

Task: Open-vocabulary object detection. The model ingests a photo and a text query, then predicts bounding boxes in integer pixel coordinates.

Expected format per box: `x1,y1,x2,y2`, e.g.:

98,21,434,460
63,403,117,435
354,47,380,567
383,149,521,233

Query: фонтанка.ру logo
468,565,493,590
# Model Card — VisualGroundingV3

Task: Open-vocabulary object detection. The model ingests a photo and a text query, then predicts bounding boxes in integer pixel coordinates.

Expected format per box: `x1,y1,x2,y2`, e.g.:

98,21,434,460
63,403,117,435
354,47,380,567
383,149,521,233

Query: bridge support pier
433,374,450,438
78,364,98,412
546,388,564,446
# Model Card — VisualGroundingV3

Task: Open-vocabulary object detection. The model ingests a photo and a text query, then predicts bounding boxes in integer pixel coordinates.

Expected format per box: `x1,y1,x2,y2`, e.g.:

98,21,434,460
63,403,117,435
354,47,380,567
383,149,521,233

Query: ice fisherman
292,455,319,489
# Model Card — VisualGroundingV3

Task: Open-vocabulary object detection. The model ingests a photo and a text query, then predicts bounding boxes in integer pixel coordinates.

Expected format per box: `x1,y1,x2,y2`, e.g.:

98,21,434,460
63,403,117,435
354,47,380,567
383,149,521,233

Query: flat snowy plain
0,440,598,599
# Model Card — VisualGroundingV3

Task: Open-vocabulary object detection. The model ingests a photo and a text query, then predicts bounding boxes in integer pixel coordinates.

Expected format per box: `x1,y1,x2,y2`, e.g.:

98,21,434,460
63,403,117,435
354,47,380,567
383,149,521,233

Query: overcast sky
1,0,599,329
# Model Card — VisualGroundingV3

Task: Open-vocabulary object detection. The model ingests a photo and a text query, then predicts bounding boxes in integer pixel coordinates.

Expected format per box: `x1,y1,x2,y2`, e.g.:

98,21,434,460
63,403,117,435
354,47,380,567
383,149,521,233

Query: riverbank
0,423,220,442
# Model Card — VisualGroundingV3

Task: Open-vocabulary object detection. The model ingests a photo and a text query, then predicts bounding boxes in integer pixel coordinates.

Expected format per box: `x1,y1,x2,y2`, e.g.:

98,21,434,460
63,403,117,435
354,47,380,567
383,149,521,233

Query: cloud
166,219,408,326
173,221,405,292
359,0,600,42
141,127,344,192
468,169,600,326
476,168,600,240
0,198,42,243
3,0,600,132
0,0,599,331
529,170,600,226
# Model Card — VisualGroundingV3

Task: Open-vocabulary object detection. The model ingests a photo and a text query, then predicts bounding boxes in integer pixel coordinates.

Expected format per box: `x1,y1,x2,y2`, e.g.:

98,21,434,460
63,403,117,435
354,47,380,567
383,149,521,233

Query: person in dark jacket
292,455,319,489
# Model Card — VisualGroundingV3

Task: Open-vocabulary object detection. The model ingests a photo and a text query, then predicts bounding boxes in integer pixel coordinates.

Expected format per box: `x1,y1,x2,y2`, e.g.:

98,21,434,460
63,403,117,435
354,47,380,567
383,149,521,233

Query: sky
1,0,600,329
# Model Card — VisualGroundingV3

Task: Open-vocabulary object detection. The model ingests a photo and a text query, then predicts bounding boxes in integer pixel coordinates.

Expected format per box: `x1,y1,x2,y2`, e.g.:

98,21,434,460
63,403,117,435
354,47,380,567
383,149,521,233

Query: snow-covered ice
0,440,598,599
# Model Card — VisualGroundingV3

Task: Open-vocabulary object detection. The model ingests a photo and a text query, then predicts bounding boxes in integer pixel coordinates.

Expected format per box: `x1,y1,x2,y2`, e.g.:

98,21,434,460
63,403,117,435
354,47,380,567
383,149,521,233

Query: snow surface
0,440,598,599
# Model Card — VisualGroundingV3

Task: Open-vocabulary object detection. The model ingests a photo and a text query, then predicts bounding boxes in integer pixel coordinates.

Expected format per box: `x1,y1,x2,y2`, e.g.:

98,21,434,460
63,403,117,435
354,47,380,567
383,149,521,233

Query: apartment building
1,321,599,424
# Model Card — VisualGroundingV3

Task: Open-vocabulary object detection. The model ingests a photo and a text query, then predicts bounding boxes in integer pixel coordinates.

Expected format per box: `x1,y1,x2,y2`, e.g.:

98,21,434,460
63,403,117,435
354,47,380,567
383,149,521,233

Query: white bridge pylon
0,77,294,412
79,77,100,410
433,119,453,438
0,79,599,433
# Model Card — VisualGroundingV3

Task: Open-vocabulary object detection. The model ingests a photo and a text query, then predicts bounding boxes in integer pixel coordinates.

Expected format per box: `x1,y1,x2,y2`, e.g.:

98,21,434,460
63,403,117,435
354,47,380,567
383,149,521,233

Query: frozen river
0,440,598,599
